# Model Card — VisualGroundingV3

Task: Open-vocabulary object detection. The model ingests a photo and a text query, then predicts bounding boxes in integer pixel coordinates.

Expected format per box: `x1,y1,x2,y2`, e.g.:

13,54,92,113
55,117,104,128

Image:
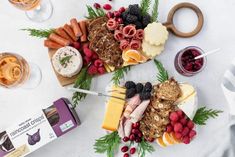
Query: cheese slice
176,83,198,119
102,99,125,131
111,85,126,93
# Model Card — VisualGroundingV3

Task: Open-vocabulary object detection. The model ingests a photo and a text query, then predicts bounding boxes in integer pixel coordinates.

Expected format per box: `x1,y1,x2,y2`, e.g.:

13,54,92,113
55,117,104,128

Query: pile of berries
166,110,197,144
121,122,143,157
106,7,126,24
125,81,152,101
121,4,151,29
81,44,106,75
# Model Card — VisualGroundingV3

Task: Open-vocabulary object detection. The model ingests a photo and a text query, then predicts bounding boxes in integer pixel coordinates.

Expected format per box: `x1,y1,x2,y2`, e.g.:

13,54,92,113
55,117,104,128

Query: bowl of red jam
174,46,206,76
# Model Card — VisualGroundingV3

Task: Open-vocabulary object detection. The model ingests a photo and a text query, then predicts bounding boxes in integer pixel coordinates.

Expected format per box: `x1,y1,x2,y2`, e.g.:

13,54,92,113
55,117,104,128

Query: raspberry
103,4,112,10
119,7,126,13
98,67,106,74
92,53,99,60
175,132,182,139
174,123,183,133
106,12,114,18
182,136,190,144
182,127,190,136
166,125,173,133
88,65,98,75
180,117,188,126
94,59,103,67
189,130,197,138
93,3,101,9
171,121,177,126
176,110,184,118
187,120,195,129
170,112,179,122
83,47,93,58
113,11,121,17
83,56,91,65
72,42,81,50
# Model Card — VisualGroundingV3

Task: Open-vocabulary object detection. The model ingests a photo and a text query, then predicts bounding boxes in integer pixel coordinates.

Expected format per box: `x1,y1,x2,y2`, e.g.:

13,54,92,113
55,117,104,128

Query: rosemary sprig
60,55,72,66
111,66,131,85
137,138,155,157
193,107,223,125
85,5,106,19
21,28,54,38
72,67,93,108
154,59,169,83
94,131,121,157
151,0,159,22
140,0,151,15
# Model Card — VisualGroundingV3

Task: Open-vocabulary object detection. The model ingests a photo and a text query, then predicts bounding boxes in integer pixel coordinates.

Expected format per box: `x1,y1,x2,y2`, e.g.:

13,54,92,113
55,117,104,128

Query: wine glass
0,52,42,89
8,0,53,22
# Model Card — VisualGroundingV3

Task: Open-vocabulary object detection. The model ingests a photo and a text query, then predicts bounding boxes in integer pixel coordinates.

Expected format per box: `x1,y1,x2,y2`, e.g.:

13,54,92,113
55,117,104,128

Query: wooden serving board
48,49,78,86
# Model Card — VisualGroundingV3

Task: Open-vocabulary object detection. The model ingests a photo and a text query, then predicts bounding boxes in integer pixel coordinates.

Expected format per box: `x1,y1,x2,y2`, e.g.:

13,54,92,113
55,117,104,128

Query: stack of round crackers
142,22,169,58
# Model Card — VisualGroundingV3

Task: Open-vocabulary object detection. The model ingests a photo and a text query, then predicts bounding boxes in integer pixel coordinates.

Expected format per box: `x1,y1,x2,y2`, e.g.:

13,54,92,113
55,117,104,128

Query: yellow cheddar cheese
102,99,125,131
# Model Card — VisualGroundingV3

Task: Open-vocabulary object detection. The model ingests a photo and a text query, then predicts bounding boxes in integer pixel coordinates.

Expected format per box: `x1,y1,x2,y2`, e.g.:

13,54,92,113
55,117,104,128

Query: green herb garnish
94,131,121,157
21,28,54,38
193,107,223,125
72,67,93,108
137,138,155,157
140,0,151,15
154,59,169,83
59,55,72,66
85,5,106,19
151,0,159,22
111,66,131,85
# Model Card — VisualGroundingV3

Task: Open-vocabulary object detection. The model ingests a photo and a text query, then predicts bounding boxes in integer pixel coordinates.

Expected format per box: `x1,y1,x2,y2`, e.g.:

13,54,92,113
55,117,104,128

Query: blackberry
126,88,136,98
140,92,151,100
128,4,140,16
121,11,128,20
142,14,151,27
144,82,152,92
134,21,143,29
136,83,144,93
126,14,138,23
125,81,136,89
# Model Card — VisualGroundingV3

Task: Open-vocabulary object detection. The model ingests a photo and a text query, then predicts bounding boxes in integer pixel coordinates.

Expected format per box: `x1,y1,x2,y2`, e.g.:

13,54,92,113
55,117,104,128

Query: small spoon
194,48,221,60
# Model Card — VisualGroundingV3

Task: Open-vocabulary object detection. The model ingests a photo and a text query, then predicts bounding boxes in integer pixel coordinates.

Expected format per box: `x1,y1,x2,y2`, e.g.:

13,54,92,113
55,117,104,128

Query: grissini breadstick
70,18,82,38
79,20,87,42
44,39,63,49
49,33,71,46
64,24,77,41
55,27,73,43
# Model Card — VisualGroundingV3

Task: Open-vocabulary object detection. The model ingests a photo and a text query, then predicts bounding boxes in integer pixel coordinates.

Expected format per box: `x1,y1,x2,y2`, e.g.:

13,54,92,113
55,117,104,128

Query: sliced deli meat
52,46,83,77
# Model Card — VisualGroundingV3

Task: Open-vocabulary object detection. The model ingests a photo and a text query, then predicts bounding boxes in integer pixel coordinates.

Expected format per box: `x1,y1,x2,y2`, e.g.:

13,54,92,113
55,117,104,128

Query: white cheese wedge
52,46,83,77
176,83,198,120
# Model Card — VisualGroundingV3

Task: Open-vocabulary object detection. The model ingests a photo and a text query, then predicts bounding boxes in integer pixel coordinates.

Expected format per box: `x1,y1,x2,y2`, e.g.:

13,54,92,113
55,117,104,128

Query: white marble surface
0,0,235,156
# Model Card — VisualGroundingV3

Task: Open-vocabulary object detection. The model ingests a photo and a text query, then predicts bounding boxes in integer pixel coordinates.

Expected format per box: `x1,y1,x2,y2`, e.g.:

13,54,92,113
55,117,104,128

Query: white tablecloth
0,0,235,156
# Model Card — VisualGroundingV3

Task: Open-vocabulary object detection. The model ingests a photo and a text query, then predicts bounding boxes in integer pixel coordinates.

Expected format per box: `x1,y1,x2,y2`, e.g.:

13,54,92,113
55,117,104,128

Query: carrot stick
79,20,87,42
55,27,73,43
44,39,63,49
49,33,71,46
70,18,83,38
64,24,77,41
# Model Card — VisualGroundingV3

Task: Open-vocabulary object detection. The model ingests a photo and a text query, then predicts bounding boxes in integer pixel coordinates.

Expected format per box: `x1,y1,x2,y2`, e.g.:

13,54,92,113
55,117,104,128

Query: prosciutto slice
118,117,126,138
130,39,141,50
123,94,141,118
124,119,133,137
123,25,137,38
106,19,118,31
130,100,150,123
120,39,129,50
114,30,124,41
134,29,144,40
